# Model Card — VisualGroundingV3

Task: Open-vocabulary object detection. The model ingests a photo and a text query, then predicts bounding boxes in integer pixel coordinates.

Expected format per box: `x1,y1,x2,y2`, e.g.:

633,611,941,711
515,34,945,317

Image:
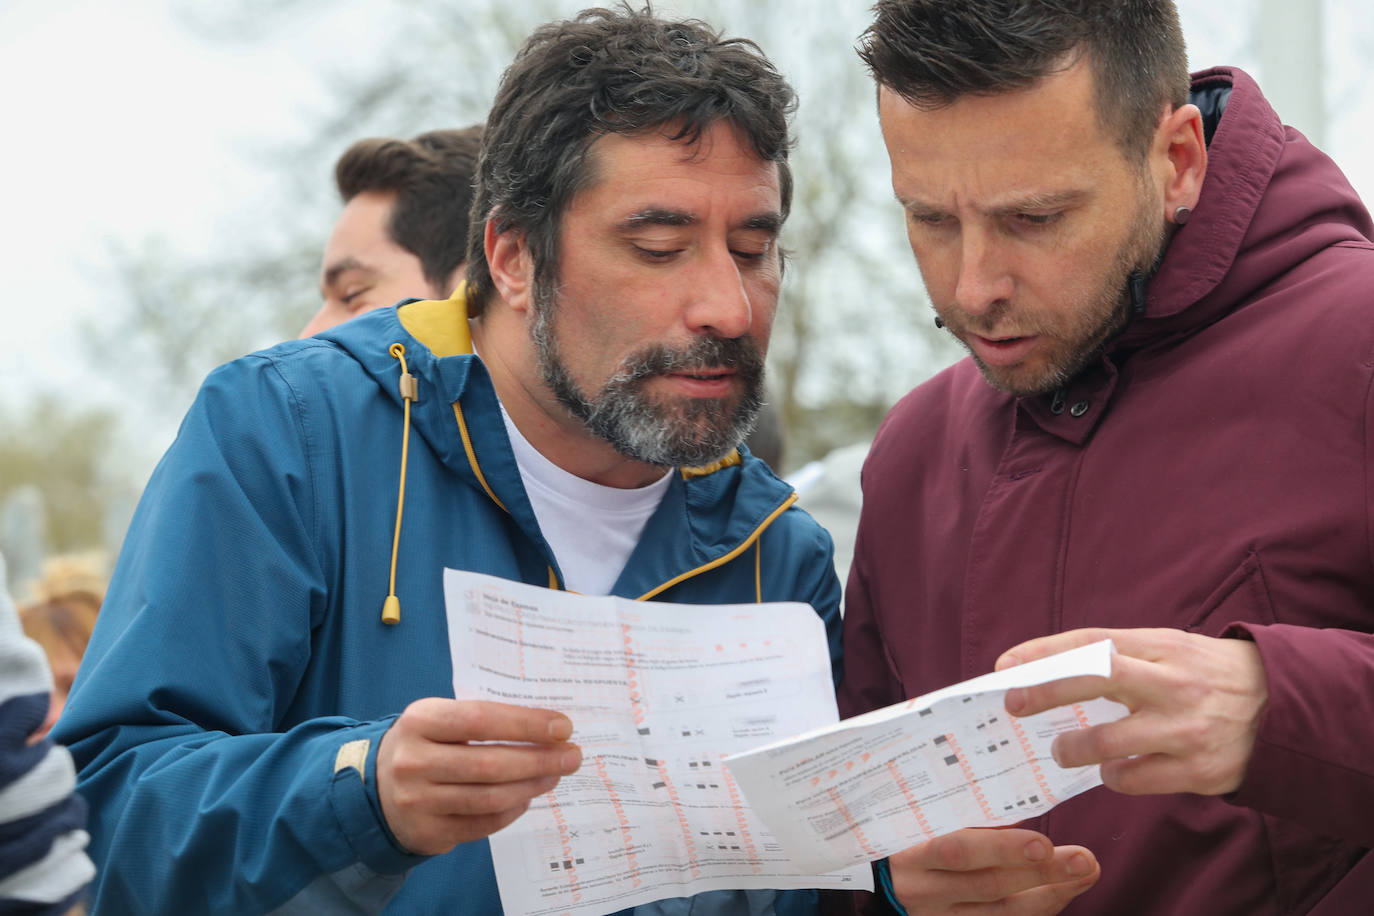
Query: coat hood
1117,67,1374,351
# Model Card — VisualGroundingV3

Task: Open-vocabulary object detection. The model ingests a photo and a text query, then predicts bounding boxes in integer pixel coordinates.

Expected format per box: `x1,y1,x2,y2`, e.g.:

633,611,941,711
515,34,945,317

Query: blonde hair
19,553,105,665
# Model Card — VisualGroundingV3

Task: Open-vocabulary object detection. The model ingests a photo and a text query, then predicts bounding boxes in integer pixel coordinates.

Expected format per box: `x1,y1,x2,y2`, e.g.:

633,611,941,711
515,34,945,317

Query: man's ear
1155,103,1207,221
484,219,534,314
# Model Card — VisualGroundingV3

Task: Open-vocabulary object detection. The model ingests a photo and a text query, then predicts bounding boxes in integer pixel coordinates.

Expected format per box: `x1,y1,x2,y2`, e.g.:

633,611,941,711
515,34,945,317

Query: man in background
839,0,1374,913
301,125,481,337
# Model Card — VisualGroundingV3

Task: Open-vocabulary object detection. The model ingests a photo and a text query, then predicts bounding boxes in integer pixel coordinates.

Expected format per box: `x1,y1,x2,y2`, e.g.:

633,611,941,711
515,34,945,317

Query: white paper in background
443,569,873,916
724,639,1129,874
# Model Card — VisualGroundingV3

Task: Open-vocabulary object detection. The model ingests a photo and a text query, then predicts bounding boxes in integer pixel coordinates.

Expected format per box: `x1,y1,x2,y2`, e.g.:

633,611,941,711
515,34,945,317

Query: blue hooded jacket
56,294,842,914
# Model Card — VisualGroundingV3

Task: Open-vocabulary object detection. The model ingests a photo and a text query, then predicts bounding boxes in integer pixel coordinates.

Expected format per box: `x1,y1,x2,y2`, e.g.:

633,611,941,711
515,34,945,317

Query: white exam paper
724,639,1129,874
443,569,873,916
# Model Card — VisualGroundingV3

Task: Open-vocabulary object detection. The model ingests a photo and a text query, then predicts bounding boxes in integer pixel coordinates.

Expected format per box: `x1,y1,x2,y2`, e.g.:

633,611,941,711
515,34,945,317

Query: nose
953,226,1013,317
684,245,754,339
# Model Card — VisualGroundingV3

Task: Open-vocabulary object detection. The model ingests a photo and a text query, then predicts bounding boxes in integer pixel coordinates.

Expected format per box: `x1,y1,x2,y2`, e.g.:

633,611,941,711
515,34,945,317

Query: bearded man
57,8,840,914
835,1,1374,914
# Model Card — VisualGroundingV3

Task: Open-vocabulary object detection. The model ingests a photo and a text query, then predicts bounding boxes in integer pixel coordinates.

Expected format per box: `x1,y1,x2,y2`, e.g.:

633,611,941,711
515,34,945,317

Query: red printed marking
1071,702,1092,730
943,734,996,823
655,763,702,878
546,790,581,894
827,786,880,859
1008,718,1060,807
622,623,647,725
886,760,935,839
595,756,642,886
719,755,763,874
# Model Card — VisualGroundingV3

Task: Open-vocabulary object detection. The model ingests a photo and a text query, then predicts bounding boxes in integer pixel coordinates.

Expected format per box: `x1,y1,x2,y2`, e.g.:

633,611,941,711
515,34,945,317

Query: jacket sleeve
54,356,427,914
1,551,95,916
1223,369,1374,848
1223,623,1374,847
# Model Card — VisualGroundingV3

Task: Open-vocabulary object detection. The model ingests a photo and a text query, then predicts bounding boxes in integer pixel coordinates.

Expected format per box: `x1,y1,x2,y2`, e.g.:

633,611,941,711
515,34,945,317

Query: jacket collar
325,293,799,596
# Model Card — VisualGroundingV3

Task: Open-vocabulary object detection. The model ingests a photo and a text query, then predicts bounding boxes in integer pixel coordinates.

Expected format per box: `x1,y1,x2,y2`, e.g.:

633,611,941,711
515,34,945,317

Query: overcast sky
2,0,1371,473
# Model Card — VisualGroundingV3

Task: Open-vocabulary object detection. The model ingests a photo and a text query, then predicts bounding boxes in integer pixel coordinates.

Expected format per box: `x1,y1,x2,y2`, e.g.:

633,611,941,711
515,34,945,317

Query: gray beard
530,281,765,467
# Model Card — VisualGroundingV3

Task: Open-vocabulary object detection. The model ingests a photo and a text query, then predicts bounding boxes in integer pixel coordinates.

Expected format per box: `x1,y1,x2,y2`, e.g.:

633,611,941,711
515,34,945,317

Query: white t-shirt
499,404,672,596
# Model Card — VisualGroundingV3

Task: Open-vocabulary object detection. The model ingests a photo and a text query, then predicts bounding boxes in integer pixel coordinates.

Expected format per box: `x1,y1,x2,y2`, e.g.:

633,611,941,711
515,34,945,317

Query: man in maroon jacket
837,1,1374,914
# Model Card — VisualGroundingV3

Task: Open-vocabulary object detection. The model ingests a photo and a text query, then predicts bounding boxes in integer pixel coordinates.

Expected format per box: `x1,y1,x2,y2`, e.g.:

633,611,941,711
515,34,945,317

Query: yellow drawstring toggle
383,343,416,625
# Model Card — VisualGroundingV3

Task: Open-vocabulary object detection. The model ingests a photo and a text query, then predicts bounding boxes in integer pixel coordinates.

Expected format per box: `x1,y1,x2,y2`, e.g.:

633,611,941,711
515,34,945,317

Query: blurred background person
1,549,95,916
18,555,104,743
301,124,482,337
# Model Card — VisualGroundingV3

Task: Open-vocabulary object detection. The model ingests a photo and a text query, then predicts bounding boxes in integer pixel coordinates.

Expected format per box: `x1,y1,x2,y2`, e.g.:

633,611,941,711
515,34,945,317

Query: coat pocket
1182,549,1279,636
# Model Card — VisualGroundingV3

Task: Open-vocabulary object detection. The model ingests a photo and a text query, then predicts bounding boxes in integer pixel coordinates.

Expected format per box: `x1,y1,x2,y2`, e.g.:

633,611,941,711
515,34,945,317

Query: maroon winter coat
837,68,1374,915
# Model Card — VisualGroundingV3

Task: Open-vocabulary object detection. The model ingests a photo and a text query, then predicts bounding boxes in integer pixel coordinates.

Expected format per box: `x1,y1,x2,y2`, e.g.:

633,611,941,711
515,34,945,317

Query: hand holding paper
723,639,1128,875
998,627,1268,796
885,827,1098,915
377,697,582,855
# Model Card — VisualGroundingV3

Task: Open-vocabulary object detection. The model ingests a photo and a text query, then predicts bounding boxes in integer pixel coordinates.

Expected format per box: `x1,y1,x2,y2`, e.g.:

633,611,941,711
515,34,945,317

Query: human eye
341,287,372,309
907,209,952,230
730,236,773,262
631,243,683,263
1012,211,1063,230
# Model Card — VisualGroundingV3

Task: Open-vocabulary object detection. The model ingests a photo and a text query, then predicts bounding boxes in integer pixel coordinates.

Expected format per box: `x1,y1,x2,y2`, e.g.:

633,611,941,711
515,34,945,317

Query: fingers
378,699,585,856
387,770,562,823
998,629,1267,796
889,829,1099,913
1002,630,1209,717
995,628,1119,670
997,627,1189,671
387,796,541,857
1004,673,1118,719
396,734,583,785
401,697,574,744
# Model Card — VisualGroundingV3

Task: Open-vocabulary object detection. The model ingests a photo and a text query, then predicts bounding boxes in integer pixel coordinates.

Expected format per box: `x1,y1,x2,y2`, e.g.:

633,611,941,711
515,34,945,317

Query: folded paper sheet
444,570,873,916
723,639,1128,874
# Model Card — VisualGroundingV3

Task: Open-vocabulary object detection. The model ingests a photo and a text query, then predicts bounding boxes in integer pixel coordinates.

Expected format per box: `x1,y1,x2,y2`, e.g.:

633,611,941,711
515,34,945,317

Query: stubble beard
941,185,1169,398
529,279,765,468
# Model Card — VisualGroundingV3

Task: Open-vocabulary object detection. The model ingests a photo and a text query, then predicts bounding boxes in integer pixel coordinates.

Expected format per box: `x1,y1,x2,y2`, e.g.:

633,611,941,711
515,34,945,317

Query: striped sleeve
0,552,94,915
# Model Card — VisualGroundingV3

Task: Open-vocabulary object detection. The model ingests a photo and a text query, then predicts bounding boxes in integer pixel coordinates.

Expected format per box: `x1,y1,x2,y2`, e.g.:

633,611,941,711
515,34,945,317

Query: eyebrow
987,189,1088,216
897,189,1088,217
619,208,783,235
622,208,694,229
321,256,369,290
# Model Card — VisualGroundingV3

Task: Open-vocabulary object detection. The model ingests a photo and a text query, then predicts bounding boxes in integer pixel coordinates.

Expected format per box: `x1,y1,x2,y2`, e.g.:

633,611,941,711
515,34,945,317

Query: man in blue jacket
57,7,840,914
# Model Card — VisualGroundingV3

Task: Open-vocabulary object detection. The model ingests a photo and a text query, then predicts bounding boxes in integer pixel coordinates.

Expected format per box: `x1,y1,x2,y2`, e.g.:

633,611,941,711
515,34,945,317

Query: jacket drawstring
382,343,418,625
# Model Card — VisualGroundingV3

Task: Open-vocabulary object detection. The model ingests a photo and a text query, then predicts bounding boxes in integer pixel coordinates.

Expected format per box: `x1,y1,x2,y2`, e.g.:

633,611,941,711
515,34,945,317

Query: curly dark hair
859,0,1190,160
464,3,796,316
335,125,482,292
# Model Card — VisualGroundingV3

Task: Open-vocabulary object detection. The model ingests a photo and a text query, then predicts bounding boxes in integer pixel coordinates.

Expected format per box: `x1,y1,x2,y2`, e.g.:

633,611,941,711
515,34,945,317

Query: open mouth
968,333,1038,367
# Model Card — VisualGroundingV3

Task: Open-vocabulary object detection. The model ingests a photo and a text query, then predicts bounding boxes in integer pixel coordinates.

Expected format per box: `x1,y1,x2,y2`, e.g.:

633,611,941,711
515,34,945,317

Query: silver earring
1173,205,1192,225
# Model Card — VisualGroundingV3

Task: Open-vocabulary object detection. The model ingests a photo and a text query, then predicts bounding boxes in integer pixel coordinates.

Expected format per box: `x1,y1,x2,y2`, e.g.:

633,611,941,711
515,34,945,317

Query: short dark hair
859,0,1190,160
335,125,483,292
465,3,796,316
